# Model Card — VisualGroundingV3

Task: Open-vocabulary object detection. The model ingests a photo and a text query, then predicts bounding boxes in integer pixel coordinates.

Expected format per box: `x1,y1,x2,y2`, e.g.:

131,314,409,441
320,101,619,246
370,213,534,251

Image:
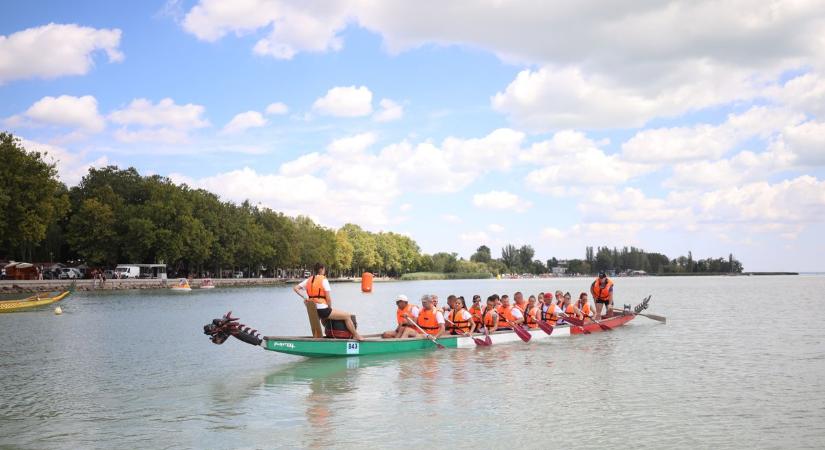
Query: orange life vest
449,309,471,334
469,304,483,327
579,302,591,318
305,275,328,305
565,304,583,320
497,305,514,328
542,304,559,325
483,308,497,328
524,305,538,329
396,303,416,327
592,278,613,301
417,308,441,335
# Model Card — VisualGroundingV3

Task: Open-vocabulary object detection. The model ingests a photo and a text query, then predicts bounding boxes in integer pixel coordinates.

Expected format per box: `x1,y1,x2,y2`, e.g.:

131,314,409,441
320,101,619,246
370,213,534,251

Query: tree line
0,132,743,276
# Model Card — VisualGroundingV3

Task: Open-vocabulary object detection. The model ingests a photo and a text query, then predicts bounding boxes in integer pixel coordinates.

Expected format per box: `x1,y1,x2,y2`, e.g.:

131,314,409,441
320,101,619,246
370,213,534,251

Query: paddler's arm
324,289,332,308
293,283,309,304
488,313,499,333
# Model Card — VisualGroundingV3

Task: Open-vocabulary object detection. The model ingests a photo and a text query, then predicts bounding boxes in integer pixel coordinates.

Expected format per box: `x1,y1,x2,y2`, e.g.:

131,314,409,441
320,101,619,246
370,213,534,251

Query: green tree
66,198,117,265
0,133,69,260
470,245,492,263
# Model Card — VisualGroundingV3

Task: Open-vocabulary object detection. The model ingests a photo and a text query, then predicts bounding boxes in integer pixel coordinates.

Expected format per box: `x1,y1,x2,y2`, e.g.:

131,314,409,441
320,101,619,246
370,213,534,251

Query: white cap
395,294,408,302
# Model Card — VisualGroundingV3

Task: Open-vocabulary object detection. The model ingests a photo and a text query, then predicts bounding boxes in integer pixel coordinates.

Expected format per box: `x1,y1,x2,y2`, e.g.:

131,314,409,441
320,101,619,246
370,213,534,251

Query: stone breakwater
0,278,288,294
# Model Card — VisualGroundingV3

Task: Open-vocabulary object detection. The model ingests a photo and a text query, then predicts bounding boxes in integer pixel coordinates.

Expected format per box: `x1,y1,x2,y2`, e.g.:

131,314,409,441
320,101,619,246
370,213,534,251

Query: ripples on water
1,276,824,449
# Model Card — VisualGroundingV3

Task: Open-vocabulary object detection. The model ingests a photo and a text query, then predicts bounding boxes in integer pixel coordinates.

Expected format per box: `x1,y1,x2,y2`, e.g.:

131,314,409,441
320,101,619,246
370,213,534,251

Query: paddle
445,317,490,347
613,308,666,323
536,319,554,335
406,318,446,349
501,317,532,342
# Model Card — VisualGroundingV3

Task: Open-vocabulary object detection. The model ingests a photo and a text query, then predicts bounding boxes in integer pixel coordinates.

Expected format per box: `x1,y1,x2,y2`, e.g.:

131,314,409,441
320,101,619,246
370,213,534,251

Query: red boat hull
570,312,636,334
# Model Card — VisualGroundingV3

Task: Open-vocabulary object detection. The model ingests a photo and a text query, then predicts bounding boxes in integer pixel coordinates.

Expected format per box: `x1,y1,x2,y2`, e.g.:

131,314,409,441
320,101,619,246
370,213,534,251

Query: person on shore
400,294,445,338
577,292,593,322
294,263,364,341
591,271,614,320
496,294,522,330
382,294,419,338
482,295,500,333
469,295,483,329
447,296,476,335
524,295,539,329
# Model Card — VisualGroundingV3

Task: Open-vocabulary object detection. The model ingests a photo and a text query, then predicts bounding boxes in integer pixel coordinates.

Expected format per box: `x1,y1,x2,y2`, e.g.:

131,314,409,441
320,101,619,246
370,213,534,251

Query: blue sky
3,1,825,271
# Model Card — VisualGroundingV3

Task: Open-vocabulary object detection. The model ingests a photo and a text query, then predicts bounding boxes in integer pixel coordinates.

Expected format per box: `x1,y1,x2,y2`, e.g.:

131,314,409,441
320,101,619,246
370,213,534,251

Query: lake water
2,276,824,449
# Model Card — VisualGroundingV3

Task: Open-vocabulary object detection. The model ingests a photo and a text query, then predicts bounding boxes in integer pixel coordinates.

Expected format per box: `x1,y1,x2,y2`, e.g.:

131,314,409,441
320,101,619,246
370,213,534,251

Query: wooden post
305,302,323,338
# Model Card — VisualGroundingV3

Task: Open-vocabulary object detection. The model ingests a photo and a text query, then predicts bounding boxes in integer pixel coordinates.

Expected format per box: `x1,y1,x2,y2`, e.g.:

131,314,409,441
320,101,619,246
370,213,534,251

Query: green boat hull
264,335,459,357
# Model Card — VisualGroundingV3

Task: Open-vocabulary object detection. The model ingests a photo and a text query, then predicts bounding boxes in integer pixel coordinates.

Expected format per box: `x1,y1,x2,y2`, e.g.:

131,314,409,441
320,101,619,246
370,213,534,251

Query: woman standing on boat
294,263,364,341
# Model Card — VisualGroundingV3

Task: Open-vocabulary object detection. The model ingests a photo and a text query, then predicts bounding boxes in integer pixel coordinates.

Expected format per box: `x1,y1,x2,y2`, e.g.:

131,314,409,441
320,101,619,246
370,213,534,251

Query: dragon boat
204,296,658,358
0,290,72,313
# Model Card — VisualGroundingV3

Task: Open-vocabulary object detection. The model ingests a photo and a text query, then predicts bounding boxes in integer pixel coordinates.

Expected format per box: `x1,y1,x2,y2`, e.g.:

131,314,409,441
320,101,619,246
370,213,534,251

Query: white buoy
54,306,63,315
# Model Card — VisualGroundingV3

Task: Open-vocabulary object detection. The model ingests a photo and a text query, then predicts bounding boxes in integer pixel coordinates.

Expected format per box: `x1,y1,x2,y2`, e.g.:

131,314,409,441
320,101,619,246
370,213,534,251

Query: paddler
294,263,364,341
447,296,476,335
482,295,500,333
577,292,593,322
469,295,483,329
400,294,445,338
542,293,562,326
496,294,523,330
562,292,584,322
382,294,419,338
590,271,614,320
524,295,539,329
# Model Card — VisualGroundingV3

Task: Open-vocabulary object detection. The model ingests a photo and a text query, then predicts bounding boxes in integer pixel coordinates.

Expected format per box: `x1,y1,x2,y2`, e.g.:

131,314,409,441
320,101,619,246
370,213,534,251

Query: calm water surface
2,276,824,449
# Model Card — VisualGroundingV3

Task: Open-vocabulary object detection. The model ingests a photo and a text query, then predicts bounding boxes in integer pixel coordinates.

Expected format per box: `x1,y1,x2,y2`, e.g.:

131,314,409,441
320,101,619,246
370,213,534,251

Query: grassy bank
400,272,493,281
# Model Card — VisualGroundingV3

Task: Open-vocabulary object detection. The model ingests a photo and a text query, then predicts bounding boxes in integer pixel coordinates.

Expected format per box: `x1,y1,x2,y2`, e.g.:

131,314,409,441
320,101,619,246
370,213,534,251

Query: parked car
103,270,115,279
58,268,82,279
114,265,140,279
232,271,243,278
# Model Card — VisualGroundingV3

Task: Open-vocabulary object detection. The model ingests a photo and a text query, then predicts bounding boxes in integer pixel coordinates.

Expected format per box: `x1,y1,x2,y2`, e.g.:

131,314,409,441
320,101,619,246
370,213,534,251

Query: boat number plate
346,342,360,354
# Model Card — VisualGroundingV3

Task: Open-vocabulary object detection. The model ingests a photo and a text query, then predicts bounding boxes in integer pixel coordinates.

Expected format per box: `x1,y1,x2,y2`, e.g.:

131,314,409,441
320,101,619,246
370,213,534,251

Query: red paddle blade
472,337,490,346
514,325,532,342
537,321,554,335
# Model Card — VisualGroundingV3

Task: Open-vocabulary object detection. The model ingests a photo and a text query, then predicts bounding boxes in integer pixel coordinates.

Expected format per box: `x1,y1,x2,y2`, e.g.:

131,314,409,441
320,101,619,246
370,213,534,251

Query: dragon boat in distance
203,296,659,358
0,290,72,313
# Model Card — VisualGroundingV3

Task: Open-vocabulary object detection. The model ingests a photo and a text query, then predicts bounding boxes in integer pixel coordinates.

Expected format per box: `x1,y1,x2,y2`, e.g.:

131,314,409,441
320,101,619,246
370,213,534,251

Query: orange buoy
361,272,373,293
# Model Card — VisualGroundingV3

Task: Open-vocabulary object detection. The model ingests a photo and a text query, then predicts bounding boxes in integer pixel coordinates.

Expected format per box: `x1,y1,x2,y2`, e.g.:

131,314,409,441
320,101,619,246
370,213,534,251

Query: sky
2,0,825,271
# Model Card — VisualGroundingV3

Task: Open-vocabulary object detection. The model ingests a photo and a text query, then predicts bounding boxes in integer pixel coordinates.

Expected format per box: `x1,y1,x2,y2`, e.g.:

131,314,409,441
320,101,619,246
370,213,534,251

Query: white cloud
279,152,323,176
109,98,209,129
523,130,652,192
8,95,105,133
109,98,209,143
222,111,267,134
459,231,490,243
622,107,804,163
441,214,461,224
374,98,403,122
182,0,350,59
328,132,376,155
488,223,504,233
781,120,825,166
472,190,532,213
20,138,109,186
399,203,412,212
0,23,122,84
312,85,373,117
265,102,289,115
772,73,825,119
541,227,566,240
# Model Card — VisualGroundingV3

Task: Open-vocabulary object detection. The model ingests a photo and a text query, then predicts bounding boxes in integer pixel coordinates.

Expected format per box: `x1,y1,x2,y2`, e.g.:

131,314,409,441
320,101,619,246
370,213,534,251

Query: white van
114,265,140,279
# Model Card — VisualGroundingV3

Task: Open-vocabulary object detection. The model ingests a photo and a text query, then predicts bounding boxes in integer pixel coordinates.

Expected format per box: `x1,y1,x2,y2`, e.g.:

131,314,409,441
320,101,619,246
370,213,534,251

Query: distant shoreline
0,271,803,294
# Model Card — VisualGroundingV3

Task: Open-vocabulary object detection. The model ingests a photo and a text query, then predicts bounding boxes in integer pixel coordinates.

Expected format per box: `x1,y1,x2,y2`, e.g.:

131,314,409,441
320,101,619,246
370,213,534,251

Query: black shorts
595,299,611,305
317,307,332,319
